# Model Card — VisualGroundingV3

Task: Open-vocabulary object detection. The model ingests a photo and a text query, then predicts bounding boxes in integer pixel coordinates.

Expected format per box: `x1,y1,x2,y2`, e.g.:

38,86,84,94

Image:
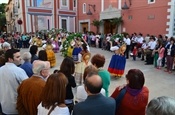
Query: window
128,15,132,20
73,0,76,7
62,0,68,6
83,3,86,14
62,19,67,30
148,0,155,4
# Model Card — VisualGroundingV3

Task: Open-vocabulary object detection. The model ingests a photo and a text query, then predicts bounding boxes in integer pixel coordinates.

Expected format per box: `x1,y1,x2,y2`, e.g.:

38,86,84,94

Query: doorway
103,19,116,34
81,22,88,33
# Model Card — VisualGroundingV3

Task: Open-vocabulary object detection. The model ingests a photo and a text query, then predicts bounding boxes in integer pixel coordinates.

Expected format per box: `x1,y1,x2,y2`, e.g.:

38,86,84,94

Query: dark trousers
66,103,74,114
133,55,136,60
166,55,174,71
125,45,130,59
146,50,153,64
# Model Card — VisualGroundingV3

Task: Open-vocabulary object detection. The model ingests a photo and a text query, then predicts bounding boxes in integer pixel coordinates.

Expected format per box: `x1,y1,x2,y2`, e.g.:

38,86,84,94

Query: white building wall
167,0,175,37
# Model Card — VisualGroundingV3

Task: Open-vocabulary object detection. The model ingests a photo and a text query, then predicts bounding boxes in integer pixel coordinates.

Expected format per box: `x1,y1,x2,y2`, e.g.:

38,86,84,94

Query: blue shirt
20,61,33,77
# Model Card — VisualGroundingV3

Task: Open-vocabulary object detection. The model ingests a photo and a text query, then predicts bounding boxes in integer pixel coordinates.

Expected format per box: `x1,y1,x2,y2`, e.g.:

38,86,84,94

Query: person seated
111,69,149,115
146,96,175,115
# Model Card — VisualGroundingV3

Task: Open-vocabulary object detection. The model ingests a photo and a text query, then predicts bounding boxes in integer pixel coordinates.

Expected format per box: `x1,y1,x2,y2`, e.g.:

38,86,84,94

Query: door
81,22,88,33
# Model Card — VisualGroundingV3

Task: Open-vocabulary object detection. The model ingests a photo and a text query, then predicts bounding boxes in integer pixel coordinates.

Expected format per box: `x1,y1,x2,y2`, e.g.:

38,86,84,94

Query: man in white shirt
0,49,28,115
145,36,156,65
124,35,131,59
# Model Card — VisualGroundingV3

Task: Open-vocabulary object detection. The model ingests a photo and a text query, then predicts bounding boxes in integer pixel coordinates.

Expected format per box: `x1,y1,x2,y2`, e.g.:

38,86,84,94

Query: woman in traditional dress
108,44,126,77
72,38,82,61
52,37,59,53
74,43,91,86
45,42,56,68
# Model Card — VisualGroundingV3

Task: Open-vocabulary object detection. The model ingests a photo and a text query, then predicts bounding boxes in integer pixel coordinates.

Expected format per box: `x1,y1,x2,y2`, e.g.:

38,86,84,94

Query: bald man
73,72,116,115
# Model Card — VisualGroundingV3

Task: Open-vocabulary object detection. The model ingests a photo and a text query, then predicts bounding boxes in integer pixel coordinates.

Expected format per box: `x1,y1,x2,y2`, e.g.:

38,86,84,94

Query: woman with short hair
91,54,110,97
111,69,149,115
37,73,69,115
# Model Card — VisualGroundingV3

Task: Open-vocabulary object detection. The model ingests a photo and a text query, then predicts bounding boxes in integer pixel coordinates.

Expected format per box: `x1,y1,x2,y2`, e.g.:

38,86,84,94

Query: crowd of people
0,31,175,115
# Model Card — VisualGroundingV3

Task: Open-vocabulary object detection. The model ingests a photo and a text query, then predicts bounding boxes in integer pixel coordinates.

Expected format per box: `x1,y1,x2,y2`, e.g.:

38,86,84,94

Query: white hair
2,42,11,49
22,52,31,61
146,96,175,115
32,60,50,74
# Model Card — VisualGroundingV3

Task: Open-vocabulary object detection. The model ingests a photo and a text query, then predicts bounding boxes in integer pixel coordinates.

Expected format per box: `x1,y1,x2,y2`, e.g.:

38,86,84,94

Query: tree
0,3,7,32
91,19,103,34
110,17,123,34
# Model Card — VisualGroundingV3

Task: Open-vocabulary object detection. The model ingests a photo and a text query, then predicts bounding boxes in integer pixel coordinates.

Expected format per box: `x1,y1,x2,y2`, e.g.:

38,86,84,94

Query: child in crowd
157,43,165,69
133,46,137,61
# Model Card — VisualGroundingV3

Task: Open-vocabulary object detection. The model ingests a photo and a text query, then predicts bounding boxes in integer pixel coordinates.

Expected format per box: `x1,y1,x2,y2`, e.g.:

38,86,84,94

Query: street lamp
86,4,96,15
122,0,132,10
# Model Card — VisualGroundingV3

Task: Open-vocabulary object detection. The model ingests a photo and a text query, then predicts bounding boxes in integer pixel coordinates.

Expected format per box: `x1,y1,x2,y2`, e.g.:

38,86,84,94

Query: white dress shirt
0,63,28,114
125,38,131,45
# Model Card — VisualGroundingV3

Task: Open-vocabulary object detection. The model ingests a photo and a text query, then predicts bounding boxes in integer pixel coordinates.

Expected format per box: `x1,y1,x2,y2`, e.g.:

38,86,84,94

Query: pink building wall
122,0,170,36
77,0,171,36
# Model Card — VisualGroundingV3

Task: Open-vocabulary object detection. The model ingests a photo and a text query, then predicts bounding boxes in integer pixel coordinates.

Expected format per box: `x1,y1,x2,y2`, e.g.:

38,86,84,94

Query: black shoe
141,59,144,61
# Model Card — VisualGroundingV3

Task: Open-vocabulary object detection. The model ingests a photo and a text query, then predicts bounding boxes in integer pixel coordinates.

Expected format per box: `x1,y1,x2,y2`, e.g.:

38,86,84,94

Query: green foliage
110,17,123,26
0,3,7,32
0,3,7,13
111,34,124,42
91,19,103,34
109,17,123,33
61,33,82,57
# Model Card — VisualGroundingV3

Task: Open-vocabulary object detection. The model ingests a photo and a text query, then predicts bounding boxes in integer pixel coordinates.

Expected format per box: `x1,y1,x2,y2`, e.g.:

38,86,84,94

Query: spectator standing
157,43,165,69
17,60,50,115
29,45,38,63
76,65,105,103
0,49,28,114
91,54,110,96
146,96,175,115
60,57,76,113
111,69,149,115
124,35,131,59
73,73,115,115
37,73,69,115
20,52,33,77
164,38,175,73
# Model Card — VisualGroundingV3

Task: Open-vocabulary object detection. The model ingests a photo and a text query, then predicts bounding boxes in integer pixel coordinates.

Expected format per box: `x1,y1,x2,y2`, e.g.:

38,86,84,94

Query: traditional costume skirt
108,54,126,77
72,47,82,61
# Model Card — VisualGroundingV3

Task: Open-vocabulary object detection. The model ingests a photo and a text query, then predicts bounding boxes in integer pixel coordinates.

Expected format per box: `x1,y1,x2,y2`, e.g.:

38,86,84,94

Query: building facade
5,0,16,33
6,0,77,33
5,0,175,37
77,0,175,37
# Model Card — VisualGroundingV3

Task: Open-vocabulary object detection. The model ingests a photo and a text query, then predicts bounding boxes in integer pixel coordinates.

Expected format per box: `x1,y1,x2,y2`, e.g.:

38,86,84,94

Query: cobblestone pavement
21,47,175,100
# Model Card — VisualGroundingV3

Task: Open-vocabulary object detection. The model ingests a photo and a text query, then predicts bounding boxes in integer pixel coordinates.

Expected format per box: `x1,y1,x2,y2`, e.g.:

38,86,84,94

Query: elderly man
0,49,28,115
17,60,50,115
20,52,33,77
73,72,116,115
2,42,11,51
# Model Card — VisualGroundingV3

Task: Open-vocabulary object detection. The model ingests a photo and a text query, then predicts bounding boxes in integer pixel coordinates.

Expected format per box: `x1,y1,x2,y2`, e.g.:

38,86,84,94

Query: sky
0,0,8,4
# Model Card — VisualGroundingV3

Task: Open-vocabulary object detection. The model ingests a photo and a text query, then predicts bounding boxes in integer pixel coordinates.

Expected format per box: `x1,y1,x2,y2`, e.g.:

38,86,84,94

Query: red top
111,86,149,115
133,48,137,56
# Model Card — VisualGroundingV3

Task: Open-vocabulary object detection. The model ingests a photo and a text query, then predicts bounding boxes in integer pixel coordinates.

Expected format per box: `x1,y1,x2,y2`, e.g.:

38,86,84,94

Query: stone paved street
21,47,175,100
